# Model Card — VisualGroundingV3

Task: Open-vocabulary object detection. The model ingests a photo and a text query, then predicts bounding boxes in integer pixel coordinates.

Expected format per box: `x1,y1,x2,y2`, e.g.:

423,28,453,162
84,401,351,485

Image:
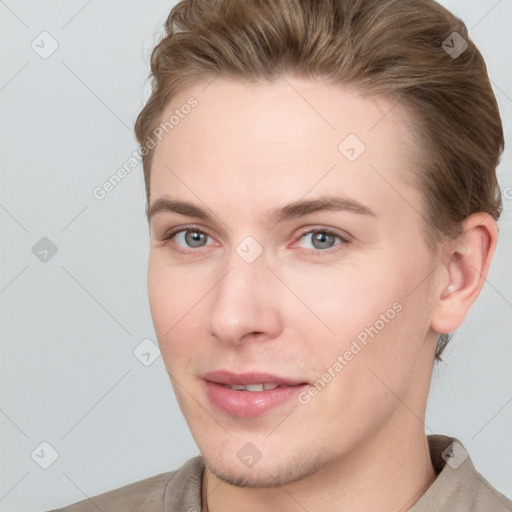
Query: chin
202,447,324,488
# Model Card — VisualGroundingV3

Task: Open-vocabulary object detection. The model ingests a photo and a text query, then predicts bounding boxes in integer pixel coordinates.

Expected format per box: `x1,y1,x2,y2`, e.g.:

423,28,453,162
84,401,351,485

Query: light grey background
0,1,510,511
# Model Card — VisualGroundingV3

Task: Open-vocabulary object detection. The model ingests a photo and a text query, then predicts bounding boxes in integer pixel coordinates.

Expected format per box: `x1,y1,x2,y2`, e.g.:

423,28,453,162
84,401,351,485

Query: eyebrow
146,196,376,224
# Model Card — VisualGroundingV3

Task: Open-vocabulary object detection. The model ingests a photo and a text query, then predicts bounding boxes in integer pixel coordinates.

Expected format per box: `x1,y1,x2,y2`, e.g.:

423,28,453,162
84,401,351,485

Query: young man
52,0,511,510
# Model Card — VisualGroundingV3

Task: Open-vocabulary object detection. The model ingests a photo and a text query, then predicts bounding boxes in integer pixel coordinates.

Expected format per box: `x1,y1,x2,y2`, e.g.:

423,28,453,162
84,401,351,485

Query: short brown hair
135,0,504,360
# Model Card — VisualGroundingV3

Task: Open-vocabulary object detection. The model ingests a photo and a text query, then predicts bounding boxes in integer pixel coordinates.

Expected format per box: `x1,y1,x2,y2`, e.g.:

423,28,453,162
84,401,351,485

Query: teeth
229,384,247,391
224,383,280,391
245,384,264,392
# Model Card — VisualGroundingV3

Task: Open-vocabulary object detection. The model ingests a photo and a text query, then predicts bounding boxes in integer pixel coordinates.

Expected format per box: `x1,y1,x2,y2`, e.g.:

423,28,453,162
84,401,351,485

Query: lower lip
204,381,308,418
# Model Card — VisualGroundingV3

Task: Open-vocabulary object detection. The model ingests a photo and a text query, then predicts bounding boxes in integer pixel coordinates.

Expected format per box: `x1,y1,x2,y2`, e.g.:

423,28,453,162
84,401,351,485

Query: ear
430,213,498,335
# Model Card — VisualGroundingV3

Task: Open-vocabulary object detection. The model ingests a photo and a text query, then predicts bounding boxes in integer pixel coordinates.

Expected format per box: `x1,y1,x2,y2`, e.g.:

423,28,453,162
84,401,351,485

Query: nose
205,255,283,346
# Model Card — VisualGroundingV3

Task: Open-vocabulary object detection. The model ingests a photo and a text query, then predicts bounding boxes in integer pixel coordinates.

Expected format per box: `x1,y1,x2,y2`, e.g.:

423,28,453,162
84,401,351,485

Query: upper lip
203,370,308,386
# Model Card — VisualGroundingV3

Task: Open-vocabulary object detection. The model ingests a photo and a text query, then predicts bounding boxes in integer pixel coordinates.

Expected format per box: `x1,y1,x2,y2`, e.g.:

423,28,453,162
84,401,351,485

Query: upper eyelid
297,227,351,242
300,228,345,237
162,225,347,237
163,224,212,239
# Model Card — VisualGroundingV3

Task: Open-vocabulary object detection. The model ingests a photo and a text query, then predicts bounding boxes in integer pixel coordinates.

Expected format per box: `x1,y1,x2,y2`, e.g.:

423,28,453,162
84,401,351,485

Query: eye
297,229,346,251
163,227,215,250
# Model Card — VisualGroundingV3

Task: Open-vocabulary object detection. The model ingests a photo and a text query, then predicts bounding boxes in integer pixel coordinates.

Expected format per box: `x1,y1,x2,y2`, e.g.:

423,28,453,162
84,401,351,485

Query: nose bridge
206,251,281,344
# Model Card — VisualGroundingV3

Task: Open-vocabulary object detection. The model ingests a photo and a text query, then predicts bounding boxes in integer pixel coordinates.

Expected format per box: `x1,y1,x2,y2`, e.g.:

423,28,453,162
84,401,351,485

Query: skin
147,77,497,512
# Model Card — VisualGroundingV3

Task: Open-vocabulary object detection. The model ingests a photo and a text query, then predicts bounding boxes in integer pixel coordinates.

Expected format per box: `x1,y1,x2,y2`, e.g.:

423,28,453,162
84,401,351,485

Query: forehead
150,77,421,221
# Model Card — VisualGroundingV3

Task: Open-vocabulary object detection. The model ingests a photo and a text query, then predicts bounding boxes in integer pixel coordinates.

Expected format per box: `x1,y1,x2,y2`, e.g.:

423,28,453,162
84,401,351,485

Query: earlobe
431,213,498,335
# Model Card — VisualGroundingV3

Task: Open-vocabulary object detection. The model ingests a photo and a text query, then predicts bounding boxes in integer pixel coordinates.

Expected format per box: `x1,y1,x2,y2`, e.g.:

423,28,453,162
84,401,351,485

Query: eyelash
160,225,350,256
160,225,216,255
298,228,349,255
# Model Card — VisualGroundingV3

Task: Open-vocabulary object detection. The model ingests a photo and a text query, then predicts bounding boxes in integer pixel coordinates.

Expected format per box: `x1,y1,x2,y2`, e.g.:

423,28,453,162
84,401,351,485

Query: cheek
147,255,176,337
281,253,432,378
280,259,403,346
147,254,205,362
285,262,431,435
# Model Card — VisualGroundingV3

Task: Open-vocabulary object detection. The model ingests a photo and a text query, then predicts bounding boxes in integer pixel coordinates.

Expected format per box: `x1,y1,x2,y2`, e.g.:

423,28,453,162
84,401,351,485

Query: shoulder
412,435,512,512
48,472,174,512
48,456,204,512
460,462,512,512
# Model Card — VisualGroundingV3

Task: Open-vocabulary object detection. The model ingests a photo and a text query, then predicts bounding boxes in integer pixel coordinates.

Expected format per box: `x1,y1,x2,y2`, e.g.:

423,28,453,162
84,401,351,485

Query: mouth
220,383,288,391
202,370,309,418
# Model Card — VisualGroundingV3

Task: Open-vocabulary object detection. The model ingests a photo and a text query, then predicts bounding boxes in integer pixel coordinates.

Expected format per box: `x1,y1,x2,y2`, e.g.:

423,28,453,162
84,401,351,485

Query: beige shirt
50,435,512,511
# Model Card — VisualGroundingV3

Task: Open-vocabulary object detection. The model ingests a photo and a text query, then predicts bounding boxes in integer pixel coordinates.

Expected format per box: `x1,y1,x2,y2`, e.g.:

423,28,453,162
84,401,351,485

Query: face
147,77,439,487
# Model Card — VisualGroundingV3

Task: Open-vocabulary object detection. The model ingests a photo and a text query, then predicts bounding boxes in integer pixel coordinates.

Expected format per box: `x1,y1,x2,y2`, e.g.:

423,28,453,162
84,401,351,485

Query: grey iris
186,231,207,247
311,232,335,250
